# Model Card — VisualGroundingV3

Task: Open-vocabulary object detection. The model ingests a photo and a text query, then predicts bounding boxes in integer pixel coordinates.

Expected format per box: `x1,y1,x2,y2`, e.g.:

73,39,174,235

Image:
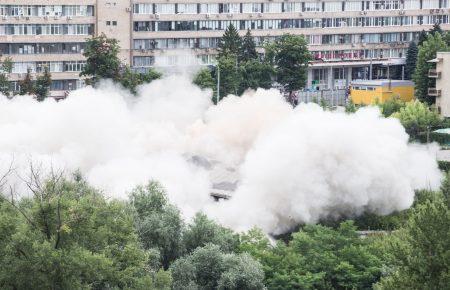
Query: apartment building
429,51,450,117
1,0,449,97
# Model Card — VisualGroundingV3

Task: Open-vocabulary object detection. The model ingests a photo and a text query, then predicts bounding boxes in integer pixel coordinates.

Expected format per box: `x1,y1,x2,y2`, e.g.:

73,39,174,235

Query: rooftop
350,79,414,87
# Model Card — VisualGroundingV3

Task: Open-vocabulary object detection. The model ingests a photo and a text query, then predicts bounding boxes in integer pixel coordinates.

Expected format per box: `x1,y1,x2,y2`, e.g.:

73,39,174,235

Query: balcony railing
428,88,441,97
428,69,441,78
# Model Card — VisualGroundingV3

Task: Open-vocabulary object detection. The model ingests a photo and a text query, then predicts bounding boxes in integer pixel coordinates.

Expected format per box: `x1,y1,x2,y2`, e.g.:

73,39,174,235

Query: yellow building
350,80,415,105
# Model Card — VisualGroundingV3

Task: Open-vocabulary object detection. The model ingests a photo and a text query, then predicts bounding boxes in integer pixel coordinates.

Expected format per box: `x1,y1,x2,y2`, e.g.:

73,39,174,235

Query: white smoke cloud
0,75,442,233
205,105,442,234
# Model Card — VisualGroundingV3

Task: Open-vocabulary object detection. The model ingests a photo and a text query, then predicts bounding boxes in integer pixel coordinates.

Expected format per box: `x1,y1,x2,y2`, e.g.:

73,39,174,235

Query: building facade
429,51,450,117
1,0,449,97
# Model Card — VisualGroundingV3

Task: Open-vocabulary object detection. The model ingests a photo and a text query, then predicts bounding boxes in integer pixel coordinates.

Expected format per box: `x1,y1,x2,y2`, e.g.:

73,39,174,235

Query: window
64,61,86,72
112,21,117,26
264,3,282,13
304,2,321,12
106,21,111,26
155,4,175,14
133,3,152,14
177,4,197,14
324,2,342,12
243,3,263,13
283,2,301,12
222,3,240,14
134,56,155,66
199,3,219,14
344,1,362,11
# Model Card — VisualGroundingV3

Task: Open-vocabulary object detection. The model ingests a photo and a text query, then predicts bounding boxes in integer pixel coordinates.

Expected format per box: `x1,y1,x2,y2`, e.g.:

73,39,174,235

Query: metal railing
291,89,349,107
428,87,441,97
428,69,441,78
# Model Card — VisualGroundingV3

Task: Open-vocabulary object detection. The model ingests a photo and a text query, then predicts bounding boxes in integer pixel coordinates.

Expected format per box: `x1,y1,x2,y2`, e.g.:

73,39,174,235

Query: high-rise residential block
1,0,449,97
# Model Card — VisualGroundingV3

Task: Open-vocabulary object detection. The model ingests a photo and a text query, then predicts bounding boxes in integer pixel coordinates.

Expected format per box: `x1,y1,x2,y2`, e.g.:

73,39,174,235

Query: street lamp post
216,65,220,105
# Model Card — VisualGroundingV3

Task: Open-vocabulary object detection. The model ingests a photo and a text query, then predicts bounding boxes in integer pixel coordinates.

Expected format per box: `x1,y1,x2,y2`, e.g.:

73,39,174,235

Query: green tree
238,59,274,94
241,222,384,290
0,56,13,97
81,34,161,93
18,68,34,95
0,173,161,289
130,181,184,269
119,66,162,95
376,196,449,289
413,33,448,103
418,30,428,46
239,29,258,63
81,33,121,83
218,24,241,58
193,67,216,92
217,55,242,99
170,244,264,290
429,23,443,36
34,66,52,102
392,100,441,139
183,213,239,254
405,41,418,80
378,96,406,117
266,34,311,96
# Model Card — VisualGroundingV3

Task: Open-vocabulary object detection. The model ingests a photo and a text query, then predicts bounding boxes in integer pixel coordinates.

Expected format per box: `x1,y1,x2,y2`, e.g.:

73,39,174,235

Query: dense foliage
405,42,418,80
0,56,12,97
413,32,449,103
265,34,312,95
81,33,161,94
194,30,309,102
392,100,441,140
1,170,449,289
0,174,164,289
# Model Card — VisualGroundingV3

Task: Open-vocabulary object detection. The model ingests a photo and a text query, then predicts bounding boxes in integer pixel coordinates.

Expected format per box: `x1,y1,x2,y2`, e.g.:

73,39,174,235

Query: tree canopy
413,33,448,103
81,33,161,94
0,173,164,289
266,34,311,94
392,100,441,139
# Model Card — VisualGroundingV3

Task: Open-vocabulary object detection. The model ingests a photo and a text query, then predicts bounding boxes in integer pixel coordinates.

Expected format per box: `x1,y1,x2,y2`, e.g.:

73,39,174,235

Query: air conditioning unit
399,10,405,15
25,16,30,20
2,15,7,20
227,13,232,18
43,15,49,20
67,16,72,20
360,11,365,15
205,13,210,18
258,12,262,17
155,13,160,19
54,15,60,20
141,49,146,53
126,7,131,12
15,16,21,20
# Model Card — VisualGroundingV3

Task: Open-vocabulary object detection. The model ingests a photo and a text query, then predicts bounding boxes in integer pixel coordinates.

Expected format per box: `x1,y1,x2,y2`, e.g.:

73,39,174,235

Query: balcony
428,88,442,97
428,69,441,78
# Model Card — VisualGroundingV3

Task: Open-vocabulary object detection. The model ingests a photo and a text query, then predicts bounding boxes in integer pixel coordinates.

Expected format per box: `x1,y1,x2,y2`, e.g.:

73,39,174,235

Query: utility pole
216,65,220,105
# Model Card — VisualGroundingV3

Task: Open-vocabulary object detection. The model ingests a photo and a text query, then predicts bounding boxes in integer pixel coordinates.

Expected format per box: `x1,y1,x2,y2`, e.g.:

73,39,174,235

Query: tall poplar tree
239,29,258,62
35,66,52,101
413,33,448,103
218,24,241,58
405,42,418,80
19,68,34,95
